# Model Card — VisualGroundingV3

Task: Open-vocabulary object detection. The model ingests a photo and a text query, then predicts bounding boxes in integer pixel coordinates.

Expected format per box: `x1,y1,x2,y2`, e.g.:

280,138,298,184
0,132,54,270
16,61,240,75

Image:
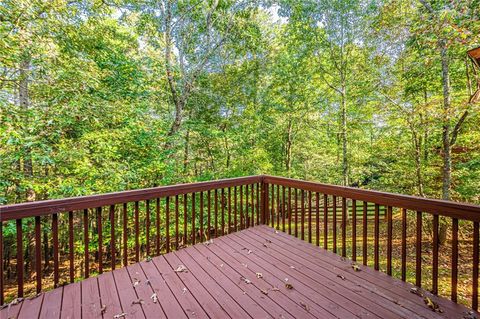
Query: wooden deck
1,225,476,319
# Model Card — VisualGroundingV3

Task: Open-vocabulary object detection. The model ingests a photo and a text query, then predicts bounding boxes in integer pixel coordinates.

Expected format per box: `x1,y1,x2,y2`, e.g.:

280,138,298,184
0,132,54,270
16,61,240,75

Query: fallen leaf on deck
113,312,127,318
241,276,252,284
424,296,443,312
263,243,268,248
151,293,158,303
175,265,188,273
463,310,478,319
266,239,272,243
204,239,214,246
285,283,293,289
275,230,279,234
133,279,140,287
242,263,248,268
271,287,280,291
260,289,268,295
351,263,361,272
337,274,346,280
256,272,263,279
290,266,295,269
145,256,152,262
100,305,107,315
182,287,188,294
410,287,423,297
247,250,252,254
132,299,144,305
219,263,224,268
145,279,151,286
300,301,310,312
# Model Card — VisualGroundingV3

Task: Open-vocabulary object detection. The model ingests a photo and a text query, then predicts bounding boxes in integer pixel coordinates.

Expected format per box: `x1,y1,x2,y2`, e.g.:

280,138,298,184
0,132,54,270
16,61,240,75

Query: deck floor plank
6,225,477,319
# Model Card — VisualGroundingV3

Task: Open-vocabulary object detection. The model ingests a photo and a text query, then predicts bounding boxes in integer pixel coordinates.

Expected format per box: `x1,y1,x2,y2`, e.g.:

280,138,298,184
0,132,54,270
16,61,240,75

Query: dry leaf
151,293,158,303
182,287,188,294
260,289,269,295
263,243,268,248
351,263,361,272
424,297,443,313
100,305,107,315
145,256,152,262
285,283,293,289
300,301,310,312
337,274,346,280
290,266,295,269
133,279,140,287
132,299,144,305
204,239,214,246
271,287,280,292
410,287,423,297
175,265,188,273
242,263,248,268
256,272,263,279
219,263,224,268
266,239,272,243
241,277,252,284
247,250,252,254
274,230,279,234
463,311,478,319
113,312,127,318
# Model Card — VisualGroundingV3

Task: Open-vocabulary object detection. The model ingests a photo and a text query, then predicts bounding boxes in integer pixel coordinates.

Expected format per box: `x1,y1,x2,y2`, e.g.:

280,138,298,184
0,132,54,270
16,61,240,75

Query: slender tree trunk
341,84,348,186
285,120,293,173
183,129,190,174
411,126,425,197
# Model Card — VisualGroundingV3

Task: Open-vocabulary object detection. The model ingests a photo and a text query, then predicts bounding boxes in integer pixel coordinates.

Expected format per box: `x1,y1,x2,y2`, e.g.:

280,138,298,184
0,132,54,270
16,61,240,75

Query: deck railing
1,175,479,310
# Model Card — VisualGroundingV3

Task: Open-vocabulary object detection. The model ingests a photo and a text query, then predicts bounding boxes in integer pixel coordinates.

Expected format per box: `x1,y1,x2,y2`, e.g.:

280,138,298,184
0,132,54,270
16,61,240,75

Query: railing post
261,177,268,225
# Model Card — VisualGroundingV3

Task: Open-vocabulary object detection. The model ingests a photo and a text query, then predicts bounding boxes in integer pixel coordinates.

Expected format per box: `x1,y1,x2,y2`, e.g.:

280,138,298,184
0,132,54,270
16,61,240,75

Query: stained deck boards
1,225,477,319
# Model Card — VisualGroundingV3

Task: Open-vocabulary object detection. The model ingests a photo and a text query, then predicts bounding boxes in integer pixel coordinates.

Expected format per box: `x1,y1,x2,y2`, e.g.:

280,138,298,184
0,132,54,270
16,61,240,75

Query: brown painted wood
221,188,226,234
342,197,347,257
52,213,60,286
386,206,392,276
35,215,42,291
315,192,320,247
352,200,356,261
416,211,422,287
112,266,145,318
256,183,260,225
61,281,81,318
452,217,458,302
183,194,188,245
207,190,211,239
308,191,312,243
135,201,140,262
175,195,179,250
269,184,273,228
110,205,116,270
166,197,170,253
401,208,407,281
295,188,298,237
146,200,150,256
301,189,305,241
123,203,128,267
40,284,62,318
288,187,292,235
323,194,328,250
191,193,196,244
84,209,90,277
68,212,74,283
81,277,101,318
432,214,439,294
240,185,244,230
16,218,23,297
214,189,218,237
17,292,44,319
363,201,367,266
277,184,281,229
96,207,103,274
0,222,3,305
233,187,237,232
200,191,204,240
282,186,286,232
97,272,123,318
227,187,231,233
473,221,479,311
332,196,337,253
156,198,161,255
374,204,379,270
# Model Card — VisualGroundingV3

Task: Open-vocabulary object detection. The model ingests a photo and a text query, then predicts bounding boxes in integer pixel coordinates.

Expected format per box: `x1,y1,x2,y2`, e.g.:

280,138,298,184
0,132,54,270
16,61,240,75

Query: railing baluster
268,184,272,227
146,200,150,257
352,200,356,261
16,219,24,297
374,204,379,270
295,188,298,238
473,221,479,311
0,222,3,305
192,193,196,245
301,190,305,241
85,209,91,277
234,187,237,232
288,187,292,235
432,214,439,294
166,197,170,253
342,197,347,257
221,188,226,233
228,188,231,233
68,212,74,283
416,211,422,287
52,213,59,286
452,217,458,302
200,191,204,241
333,196,337,253
246,184,250,228
387,206,393,276
36,215,42,291
207,190,211,239
96,207,102,274
282,186,286,232
315,192,320,246
175,195,179,250
363,201,367,266
183,194,188,245
110,205,116,270
214,189,218,237
250,184,254,227
256,183,260,225
401,208,407,281
277,185,280,229
323,194,328,250
240,185,243,230
308,191,312,243
122,204,127,267
156,198,160,255
134,202,139,262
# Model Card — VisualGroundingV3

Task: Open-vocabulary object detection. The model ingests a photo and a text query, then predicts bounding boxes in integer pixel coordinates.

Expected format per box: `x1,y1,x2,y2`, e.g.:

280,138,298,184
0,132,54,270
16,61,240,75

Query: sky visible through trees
1,0,479,205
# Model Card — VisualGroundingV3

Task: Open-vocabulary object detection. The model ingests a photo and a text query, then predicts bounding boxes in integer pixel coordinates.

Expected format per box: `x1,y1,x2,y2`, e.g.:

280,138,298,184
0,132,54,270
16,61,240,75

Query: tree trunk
285,120,293,173
340,84,348,186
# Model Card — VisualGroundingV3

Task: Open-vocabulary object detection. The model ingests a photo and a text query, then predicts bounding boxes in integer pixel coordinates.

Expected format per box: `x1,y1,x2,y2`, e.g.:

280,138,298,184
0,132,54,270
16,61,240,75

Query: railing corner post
261,177,268,225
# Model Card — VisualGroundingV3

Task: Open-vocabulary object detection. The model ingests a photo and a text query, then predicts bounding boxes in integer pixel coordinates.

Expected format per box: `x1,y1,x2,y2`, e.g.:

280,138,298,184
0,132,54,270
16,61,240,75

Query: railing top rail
264,175,480,222
0,175,262,221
